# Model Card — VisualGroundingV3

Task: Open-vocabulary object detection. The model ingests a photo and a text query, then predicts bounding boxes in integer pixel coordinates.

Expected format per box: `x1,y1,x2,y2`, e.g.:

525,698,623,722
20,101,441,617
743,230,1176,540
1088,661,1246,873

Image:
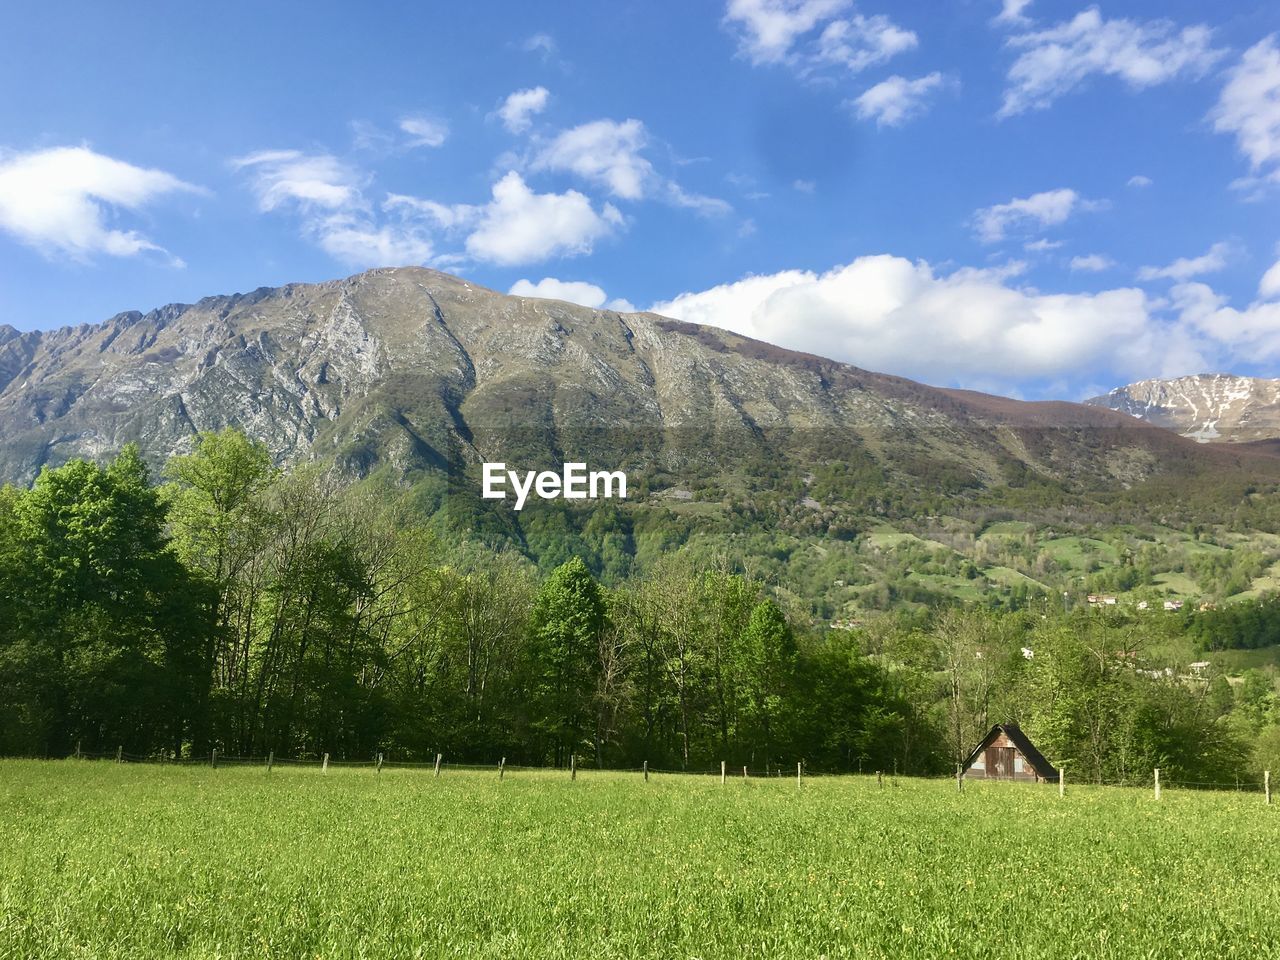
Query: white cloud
0,146,198,262
510,277,608,307
399,117,449,148
497,87,550,134
1210,36,1280,176
650,253,1280,389
1000,9,1223,118
723,0,915,79
1070,253,1114,272
1024,238,1062,252
994,0,1033,27
1137,241,1231,282
1260,259,1280,300
236,150,436,268
852,73,946,127
317,220,434,266
793,179,816,193
534,119,653,200
651,254,1197,390
523,33,558,60
1172,280,1280,363
723,0,850,65
233,150,362,212
532,118,730,215
815,15,918,73
1126,174,1153,188
464,172,620,266
973,188,1098,243
509,277,636,311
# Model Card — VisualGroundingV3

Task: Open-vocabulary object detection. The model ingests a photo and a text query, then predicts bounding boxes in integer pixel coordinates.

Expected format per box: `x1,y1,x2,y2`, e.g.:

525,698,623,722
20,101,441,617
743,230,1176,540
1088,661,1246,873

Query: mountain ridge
0,267,1273,503
1086,374,1280,444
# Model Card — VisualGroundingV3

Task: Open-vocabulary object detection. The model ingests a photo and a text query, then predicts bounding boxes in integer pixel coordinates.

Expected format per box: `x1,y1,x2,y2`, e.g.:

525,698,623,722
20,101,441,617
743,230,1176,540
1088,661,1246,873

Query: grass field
2,762,1277,959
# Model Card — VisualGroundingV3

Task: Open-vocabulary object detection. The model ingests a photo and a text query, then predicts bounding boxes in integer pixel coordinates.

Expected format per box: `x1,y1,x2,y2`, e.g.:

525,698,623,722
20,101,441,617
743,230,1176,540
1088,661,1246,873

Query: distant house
962,723,1058,783
1087,594,1118,606
1163,599,1184,611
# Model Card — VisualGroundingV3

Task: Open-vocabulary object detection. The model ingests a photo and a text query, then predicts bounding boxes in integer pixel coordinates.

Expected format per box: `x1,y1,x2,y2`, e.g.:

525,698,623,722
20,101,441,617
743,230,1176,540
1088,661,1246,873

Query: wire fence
28,747,1274,803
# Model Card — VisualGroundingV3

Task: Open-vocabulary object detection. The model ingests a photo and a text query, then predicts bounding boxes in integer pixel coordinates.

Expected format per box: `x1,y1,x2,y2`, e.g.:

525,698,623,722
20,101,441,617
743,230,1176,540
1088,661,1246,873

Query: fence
46,745,1276,805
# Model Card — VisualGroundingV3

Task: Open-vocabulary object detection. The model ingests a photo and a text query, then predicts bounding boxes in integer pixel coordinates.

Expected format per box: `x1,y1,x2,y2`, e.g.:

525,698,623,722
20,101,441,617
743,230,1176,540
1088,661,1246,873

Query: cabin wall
964,731,1048,783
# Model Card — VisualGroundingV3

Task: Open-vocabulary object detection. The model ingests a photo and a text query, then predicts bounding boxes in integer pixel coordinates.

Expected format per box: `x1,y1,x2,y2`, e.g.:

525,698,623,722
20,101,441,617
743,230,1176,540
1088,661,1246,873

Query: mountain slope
1086,374,1280,443
0,268,1274,508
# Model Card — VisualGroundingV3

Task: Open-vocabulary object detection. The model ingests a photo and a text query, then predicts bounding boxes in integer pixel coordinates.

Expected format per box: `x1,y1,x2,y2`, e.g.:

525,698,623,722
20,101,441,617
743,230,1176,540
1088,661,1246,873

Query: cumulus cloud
722,0,850,64
994,0,1033,27
1137,241,1231,282
1210,36,1280,187
651,254,1196,391
318,221,434,266
0,146,198,262
814,15,918,73
497,87,550,134
651,253,1280,392
535,118,652,199
399,116,449,148
852,73,947,127
236,150,434,267
1070,253,1114,272
464,172,621,266
1260,258,1280,300
509,276,635,311
973,188,1099,243
1000,9,1224,117
1172,280,1280,363
723,0,916,78
1127,174,1153,188
533,118,730,215
233,150,362,211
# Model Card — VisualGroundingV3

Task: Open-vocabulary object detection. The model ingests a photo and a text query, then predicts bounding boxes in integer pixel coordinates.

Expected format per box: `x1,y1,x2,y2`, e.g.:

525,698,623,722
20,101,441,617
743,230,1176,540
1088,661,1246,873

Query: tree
739,598,796,768
0,448,210,755
526,557,605,765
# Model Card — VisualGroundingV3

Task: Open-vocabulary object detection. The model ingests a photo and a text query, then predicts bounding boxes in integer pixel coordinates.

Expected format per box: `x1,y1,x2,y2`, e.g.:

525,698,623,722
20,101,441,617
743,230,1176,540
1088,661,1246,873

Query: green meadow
1,761,1276,959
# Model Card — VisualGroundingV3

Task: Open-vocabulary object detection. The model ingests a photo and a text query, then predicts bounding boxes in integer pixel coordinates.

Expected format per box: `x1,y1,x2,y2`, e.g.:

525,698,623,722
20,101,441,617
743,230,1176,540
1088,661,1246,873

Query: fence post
267,750,274,773
376,752,384,774
1266,770,1271,806
116,745,122,763
434,753,442,777
956,763,963,792
1059,766,1065,799
571,755,577,781
743,765,748,780
877,770,882,789
322,752,329,774
211,748,217,769
721,761,726,785
797,761,802,790
643,760,649,783
1154,767,1161,801
75,740,81,760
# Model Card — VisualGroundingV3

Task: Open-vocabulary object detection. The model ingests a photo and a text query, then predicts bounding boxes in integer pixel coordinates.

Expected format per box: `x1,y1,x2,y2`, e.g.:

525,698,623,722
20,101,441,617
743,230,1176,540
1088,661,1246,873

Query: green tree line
1,431,1277,783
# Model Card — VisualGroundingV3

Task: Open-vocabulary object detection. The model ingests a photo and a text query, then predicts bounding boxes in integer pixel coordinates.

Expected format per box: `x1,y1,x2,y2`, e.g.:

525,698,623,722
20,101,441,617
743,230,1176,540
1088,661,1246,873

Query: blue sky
2,0,1280,400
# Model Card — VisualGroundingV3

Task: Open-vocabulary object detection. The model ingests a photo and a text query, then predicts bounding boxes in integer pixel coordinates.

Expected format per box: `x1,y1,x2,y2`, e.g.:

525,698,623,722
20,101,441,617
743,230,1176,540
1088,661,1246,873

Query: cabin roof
962,723,1058,779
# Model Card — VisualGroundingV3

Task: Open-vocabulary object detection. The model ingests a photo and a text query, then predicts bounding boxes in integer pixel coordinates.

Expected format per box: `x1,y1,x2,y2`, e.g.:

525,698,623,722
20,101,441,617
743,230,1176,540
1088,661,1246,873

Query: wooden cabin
962,723,1058,783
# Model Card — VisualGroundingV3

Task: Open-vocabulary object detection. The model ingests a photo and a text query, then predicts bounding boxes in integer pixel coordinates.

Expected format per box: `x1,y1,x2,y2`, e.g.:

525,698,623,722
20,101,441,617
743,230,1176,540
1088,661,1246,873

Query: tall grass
1,761,1276,958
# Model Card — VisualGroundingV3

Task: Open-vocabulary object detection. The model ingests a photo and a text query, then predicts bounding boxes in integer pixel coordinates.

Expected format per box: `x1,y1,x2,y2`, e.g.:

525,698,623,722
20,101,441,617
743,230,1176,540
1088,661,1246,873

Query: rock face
1086,375,1280,443
0,267,1264,491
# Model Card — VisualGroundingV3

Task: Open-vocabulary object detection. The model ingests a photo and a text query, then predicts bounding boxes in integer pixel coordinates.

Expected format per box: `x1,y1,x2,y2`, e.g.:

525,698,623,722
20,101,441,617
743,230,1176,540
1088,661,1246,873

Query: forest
1,429,1278,784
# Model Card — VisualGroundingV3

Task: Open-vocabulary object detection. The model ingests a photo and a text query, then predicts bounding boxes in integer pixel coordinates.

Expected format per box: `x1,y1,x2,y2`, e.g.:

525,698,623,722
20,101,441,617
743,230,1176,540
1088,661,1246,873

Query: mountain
1086,374,1280,444
0,268,1274,512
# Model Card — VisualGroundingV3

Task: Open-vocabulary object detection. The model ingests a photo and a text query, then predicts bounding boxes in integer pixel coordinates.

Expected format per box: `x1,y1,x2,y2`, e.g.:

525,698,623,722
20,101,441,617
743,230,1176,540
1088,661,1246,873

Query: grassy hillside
2,762,1276,959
